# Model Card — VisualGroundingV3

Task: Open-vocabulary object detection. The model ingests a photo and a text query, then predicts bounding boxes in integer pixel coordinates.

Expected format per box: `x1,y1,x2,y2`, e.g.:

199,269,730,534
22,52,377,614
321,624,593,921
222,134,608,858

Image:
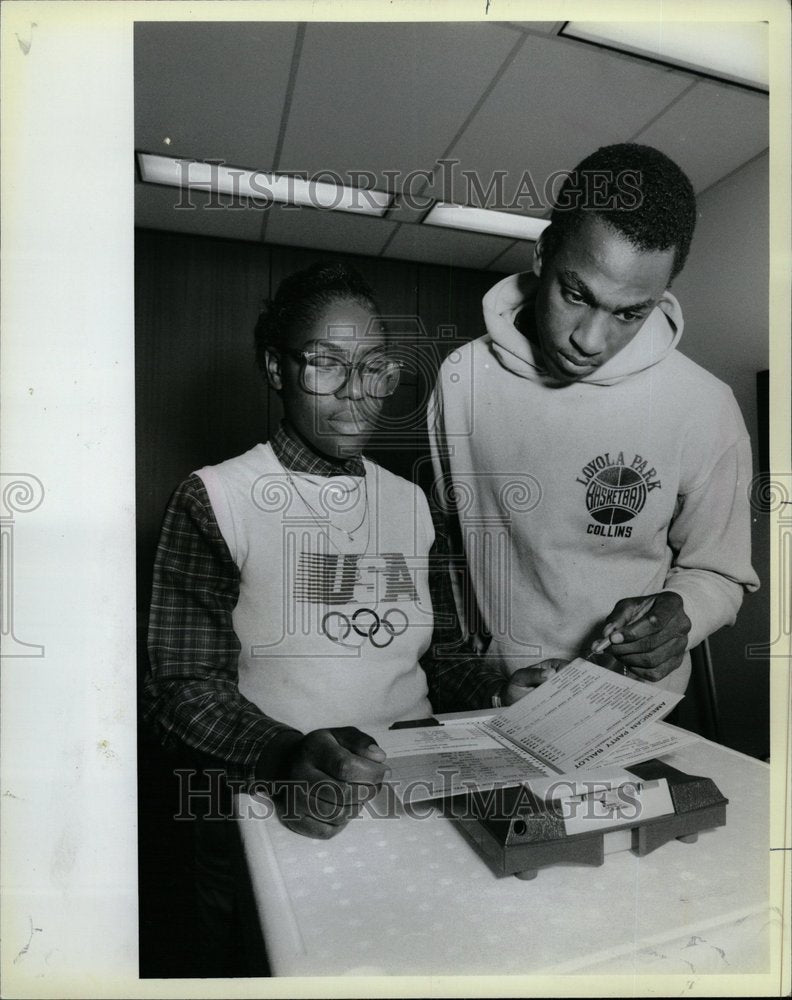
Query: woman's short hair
254,261,380,374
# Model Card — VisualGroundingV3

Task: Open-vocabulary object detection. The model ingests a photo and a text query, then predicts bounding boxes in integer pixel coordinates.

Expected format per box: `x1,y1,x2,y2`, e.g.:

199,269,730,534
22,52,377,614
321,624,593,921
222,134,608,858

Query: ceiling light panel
424,203,549,241
563,22,768,90
137,153,392,217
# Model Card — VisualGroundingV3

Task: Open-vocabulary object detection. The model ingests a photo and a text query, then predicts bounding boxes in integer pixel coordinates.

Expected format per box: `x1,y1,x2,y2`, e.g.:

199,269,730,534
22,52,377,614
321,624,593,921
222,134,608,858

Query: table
236,730,775,977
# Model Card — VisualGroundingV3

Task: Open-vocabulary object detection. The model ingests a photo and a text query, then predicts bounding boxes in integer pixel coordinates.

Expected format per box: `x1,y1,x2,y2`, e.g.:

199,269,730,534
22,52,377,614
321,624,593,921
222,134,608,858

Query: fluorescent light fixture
562,21,768,91
137,153,392,216
423,203,549,242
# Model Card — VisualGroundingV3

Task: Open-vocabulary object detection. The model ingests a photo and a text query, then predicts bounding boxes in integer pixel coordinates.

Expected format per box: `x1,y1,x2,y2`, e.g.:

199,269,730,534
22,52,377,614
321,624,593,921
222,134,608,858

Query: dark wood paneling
135,229,271,636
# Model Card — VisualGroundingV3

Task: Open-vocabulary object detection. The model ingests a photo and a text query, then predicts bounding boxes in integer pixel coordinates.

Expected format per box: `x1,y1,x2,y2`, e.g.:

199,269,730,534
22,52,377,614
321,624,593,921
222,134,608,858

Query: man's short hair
544,143,697,282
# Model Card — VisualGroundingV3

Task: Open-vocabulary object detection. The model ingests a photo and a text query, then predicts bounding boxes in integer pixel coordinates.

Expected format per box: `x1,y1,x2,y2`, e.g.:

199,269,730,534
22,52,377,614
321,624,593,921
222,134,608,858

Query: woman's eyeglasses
281,349,407,398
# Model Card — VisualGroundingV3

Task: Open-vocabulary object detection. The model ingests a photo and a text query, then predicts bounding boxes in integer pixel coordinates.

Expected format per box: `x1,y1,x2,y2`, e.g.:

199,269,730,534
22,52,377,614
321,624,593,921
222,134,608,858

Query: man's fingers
504,660,567,704
611,596,689,650
599,593,690,646
617,635,687,672
591,651,623,673
610,619,673,653
509,666,550,688
601,597,654,639
591,593,689,682
511,659,567,685
503,672,544,703
609,611,664,645
535,658,569,673
624,658,678,682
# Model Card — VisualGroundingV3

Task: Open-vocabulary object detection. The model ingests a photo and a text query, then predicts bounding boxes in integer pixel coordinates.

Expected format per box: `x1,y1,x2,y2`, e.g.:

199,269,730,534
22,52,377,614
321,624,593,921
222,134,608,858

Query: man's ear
264,348,283,392
532,230,548,278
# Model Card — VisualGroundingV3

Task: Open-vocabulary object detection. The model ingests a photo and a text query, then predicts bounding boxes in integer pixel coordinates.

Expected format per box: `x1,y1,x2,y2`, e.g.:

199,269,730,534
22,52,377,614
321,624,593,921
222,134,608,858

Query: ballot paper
371,658,692,803
486,657,683,771
371,721,554,801
592,720,698,768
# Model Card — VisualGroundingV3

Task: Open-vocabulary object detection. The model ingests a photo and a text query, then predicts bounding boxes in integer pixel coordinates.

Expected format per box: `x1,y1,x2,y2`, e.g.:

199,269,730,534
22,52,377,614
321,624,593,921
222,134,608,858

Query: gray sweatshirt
428,272,759,693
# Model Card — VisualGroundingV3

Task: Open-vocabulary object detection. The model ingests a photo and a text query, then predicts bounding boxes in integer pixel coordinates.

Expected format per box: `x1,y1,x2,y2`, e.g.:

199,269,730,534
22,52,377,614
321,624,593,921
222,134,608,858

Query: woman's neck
281,420,363,468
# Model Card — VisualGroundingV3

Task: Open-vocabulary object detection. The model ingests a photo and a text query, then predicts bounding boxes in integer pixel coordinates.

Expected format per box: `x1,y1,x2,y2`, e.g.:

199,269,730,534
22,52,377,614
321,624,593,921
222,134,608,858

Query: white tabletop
236,734,775,977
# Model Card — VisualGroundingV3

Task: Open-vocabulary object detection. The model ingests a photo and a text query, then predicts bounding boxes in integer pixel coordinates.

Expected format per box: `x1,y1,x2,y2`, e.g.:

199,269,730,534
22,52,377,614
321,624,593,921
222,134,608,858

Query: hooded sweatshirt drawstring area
428,272,759,695
484,270,683,386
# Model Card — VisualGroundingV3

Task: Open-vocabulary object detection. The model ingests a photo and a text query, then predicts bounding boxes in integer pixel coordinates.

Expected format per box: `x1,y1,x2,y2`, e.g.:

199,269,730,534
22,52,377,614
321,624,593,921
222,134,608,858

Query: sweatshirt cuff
661,572,744,650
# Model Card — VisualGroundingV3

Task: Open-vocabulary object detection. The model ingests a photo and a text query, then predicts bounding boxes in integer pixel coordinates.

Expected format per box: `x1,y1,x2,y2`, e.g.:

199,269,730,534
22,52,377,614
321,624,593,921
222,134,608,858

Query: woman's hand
275,727,389,839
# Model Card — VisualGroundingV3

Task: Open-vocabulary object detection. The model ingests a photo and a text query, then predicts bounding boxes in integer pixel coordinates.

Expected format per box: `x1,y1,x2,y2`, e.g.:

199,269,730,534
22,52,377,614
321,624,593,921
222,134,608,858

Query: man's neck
514,303,537,345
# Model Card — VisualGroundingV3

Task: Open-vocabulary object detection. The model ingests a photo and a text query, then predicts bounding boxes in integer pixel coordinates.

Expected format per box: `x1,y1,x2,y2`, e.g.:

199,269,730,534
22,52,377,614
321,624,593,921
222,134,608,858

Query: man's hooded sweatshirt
428,272,759,693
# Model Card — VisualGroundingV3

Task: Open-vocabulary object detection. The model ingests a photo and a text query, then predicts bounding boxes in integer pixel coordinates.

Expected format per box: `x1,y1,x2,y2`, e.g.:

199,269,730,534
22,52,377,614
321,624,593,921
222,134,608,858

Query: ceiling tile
429,33,695,211
384,223,514,270
135,182,267,242
263,203,396,256
633,81,768,192
277,22,518,186
134,22,297,167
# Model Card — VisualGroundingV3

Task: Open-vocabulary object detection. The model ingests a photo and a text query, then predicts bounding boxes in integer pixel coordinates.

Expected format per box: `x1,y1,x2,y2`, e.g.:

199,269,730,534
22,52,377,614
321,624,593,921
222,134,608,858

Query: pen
590,596,657,655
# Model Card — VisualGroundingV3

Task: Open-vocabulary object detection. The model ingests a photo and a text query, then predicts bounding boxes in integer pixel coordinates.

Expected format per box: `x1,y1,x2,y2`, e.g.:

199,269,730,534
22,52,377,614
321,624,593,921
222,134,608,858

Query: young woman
143,261,546,842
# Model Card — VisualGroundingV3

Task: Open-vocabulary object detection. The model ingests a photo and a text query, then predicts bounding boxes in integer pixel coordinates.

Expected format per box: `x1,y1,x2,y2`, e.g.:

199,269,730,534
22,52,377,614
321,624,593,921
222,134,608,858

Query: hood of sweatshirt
483,271,684,386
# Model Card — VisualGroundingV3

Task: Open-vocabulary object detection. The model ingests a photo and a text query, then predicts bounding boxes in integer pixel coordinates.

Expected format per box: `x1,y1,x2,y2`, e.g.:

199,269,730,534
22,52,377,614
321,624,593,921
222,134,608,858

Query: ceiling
134,20,769,273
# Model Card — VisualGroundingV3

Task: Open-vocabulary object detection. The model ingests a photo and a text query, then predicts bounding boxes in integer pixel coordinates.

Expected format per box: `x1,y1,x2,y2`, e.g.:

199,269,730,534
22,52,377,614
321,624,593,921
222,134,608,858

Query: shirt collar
271,422,366,478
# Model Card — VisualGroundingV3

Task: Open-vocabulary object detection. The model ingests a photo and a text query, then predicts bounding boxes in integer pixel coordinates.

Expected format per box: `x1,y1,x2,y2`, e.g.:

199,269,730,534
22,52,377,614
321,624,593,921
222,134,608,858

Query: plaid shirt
143,424,505,785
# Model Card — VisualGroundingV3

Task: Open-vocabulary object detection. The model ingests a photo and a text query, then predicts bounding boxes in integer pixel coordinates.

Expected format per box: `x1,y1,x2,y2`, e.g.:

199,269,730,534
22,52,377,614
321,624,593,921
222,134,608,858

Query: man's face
531,214,676,384
269,298,387,459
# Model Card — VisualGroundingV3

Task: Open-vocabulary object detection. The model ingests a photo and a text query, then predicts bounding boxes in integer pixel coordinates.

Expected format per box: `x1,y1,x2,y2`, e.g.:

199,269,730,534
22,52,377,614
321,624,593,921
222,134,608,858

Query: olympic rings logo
321,607,409,648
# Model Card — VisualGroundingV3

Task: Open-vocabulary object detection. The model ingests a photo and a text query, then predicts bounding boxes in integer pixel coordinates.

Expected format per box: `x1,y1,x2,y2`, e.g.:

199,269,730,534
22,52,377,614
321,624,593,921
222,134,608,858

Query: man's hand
276,727,389,839
502,659,568,705
595,592,691,682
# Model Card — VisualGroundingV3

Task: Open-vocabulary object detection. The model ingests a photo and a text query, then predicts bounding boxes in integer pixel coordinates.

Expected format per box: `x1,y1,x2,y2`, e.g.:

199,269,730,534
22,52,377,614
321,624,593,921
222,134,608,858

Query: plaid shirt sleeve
142,474,300,785
419,494,506,712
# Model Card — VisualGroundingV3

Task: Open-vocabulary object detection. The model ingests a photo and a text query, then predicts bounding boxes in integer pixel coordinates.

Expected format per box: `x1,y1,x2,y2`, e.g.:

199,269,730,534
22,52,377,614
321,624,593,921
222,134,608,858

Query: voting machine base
443,759,728,879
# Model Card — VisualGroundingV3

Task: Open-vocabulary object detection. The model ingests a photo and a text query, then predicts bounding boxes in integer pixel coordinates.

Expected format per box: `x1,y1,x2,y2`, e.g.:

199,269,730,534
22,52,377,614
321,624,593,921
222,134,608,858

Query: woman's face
269,298,388,460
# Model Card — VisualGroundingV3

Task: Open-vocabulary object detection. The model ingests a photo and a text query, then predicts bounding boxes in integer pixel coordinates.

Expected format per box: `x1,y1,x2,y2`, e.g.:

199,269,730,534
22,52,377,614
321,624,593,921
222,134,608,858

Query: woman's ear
264,348,283,392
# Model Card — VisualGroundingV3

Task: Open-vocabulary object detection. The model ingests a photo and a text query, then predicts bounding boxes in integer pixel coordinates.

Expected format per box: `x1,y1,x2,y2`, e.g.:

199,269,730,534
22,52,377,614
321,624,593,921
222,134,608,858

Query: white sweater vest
197,443,435,733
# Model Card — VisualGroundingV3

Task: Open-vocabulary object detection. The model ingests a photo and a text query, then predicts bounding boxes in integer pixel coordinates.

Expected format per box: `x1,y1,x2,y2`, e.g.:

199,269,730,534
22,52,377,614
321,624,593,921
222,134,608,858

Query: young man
428,143,759,694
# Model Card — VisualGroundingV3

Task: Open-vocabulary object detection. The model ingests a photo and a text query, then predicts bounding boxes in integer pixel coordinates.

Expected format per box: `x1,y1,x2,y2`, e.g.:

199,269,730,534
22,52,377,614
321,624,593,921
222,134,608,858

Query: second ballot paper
369,658,697,803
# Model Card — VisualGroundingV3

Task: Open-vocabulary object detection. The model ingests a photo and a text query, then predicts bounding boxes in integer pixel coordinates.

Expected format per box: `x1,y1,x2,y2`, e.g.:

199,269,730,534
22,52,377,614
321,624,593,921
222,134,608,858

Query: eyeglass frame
277,347,408,397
